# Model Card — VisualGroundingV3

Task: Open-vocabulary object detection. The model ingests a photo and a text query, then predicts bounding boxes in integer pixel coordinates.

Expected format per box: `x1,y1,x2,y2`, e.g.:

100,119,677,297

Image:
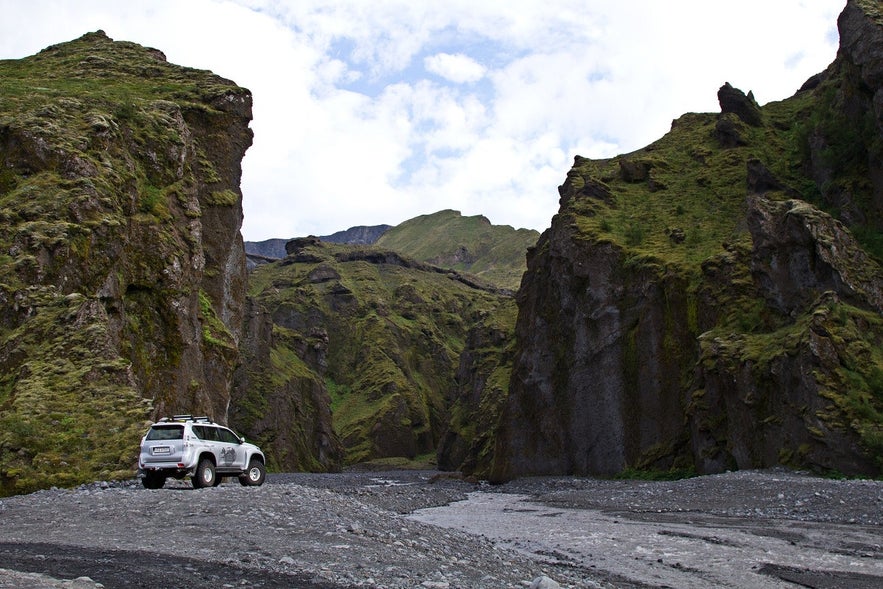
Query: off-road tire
238,459,266,486
142,473,166,490
193,458,216,489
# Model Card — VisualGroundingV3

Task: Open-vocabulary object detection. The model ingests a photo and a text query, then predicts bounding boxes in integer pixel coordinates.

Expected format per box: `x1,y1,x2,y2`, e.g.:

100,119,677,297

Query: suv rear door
141,424,186,464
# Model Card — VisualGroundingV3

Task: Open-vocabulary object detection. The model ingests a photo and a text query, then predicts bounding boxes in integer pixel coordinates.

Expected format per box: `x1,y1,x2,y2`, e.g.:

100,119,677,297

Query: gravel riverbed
0,469,879,588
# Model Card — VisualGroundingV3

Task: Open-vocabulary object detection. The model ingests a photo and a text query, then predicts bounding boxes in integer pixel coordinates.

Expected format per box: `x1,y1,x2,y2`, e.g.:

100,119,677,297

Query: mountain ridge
246,209,538,290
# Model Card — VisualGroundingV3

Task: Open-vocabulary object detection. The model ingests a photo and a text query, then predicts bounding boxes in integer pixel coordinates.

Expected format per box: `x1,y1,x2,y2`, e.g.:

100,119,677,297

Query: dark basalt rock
488,0,883,482
718,82,763,127
746,195,883,315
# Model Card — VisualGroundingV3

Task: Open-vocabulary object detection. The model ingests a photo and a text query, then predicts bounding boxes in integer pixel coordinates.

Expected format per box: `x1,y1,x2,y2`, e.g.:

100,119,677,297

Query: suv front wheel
238,459,266,486
193,458,216,489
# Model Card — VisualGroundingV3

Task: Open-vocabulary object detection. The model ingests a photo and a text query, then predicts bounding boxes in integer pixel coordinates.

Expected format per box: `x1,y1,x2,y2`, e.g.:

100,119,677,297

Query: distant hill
245,238,289,260
245,225,392,261
321,224,392,245
247,211,539,290
375,210,540,290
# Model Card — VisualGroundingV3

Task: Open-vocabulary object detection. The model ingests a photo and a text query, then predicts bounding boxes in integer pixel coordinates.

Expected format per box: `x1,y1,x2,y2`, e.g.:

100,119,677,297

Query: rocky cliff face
231,297,342,472
0,32,251,494
242,238,514,469
824,0,883,228
490,0,883,481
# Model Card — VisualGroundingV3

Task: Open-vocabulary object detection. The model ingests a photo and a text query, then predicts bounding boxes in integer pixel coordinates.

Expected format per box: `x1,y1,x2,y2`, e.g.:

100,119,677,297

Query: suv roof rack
158,414,214,423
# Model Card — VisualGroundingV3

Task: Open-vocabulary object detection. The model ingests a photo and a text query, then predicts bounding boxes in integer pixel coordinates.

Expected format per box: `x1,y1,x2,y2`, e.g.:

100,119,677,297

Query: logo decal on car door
220,446,236,465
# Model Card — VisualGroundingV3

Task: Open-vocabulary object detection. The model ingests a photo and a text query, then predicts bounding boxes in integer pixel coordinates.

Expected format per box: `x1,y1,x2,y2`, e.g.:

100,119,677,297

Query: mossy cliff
230,296,342,472
0,32,252,494
241,238,515,468
490,0,883,481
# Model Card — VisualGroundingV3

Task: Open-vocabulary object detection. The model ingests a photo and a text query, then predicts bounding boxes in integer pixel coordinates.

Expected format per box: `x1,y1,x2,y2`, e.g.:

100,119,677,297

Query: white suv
138,415,266,489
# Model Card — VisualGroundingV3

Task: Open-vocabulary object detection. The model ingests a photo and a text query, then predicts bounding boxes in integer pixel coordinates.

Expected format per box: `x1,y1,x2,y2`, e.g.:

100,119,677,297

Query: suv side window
218,428,240,444
202,426,221,441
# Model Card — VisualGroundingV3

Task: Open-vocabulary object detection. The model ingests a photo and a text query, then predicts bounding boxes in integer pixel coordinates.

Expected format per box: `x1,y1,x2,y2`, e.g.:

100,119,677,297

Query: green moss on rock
0,31,252,494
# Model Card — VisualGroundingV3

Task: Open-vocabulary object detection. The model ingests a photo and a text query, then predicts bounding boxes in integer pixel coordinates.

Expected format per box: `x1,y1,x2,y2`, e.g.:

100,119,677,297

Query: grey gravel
0,468,879,588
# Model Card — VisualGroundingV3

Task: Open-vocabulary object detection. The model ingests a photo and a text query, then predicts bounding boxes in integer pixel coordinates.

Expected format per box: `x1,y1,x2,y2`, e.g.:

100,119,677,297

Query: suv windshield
146,425,184,440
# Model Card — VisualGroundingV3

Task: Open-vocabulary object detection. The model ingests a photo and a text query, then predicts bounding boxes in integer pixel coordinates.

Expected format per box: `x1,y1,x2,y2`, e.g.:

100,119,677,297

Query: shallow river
410,489,883,588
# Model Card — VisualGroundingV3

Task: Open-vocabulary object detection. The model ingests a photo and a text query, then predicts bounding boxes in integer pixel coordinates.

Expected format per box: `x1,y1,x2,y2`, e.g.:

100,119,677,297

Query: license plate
152,446,170,455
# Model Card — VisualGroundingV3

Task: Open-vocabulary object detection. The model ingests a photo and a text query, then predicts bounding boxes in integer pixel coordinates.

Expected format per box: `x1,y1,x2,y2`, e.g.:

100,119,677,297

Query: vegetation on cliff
243,238,515,467
489,0,883,480
0,32,251,495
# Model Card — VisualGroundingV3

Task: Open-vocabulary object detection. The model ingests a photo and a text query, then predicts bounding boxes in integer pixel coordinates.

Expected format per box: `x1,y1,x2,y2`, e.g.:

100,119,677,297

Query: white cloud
0,0,843,240
424,53,487,84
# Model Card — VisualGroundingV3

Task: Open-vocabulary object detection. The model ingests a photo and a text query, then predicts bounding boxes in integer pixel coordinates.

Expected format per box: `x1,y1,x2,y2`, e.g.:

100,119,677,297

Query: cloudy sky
1,1,843,240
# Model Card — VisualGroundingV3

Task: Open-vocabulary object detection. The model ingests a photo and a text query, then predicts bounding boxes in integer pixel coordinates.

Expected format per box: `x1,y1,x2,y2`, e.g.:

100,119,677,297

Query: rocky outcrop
804,0,883,229
489,0,883,481
690,196,883,475
746,196,883,314
0,32,251,494
717,82,763,127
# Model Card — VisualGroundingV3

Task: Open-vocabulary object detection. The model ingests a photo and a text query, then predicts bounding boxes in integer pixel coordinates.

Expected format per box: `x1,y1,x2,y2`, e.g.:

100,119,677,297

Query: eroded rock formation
0,31,252,493
488,0,883,481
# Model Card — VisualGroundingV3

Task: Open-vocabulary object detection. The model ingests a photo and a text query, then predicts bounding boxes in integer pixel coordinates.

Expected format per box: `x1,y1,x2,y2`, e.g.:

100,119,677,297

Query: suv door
217,427,246,469
192,424,221,464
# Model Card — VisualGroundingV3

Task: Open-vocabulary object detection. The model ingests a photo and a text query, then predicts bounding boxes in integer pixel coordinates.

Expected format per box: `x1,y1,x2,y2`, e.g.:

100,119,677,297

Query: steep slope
241,238,515,467
231,296,343,472
0,32,252,494
375,210,540,291
490,0,883,481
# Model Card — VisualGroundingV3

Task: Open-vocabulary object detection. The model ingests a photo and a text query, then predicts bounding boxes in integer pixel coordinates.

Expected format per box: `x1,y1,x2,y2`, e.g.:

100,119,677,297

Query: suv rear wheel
193,458,216,489
238,459,266,486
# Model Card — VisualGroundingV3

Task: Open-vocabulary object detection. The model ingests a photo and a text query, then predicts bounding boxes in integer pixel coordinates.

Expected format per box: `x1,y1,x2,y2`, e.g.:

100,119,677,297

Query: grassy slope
375,210,539,291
